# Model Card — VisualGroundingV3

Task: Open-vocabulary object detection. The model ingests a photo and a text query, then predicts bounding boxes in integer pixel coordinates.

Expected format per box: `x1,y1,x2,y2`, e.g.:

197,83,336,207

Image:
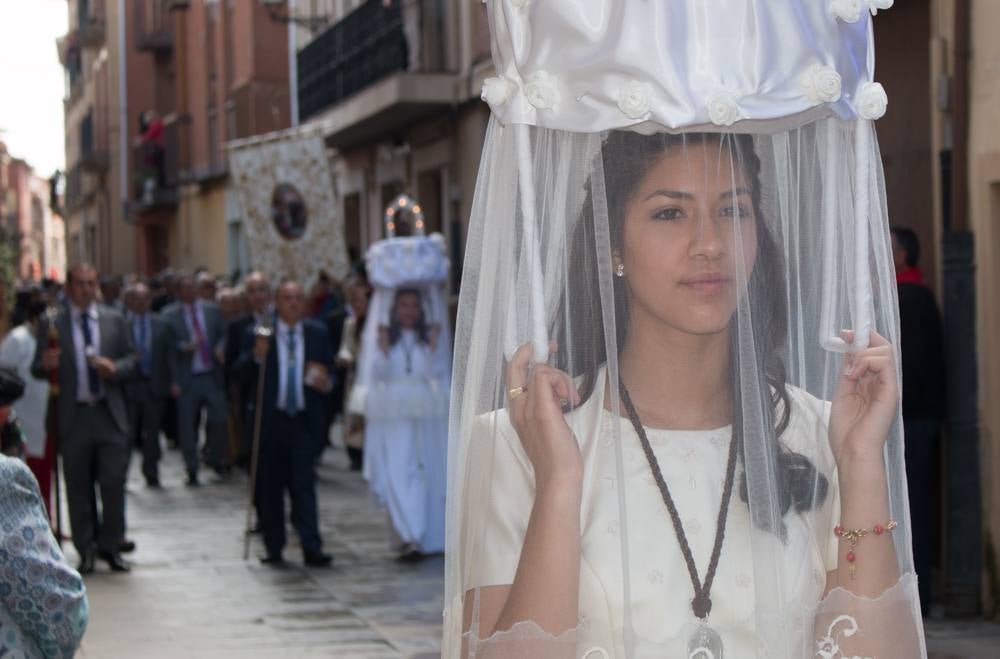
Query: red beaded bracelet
834,520,898,579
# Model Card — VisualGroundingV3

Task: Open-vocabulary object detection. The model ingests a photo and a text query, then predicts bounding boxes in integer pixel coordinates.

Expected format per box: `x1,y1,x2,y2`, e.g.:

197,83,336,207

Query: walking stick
243,324,273,560
44,306,64,546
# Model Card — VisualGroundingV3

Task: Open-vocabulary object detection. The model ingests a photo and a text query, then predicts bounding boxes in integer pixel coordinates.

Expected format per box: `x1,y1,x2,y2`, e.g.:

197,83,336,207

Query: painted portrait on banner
228,131,350,283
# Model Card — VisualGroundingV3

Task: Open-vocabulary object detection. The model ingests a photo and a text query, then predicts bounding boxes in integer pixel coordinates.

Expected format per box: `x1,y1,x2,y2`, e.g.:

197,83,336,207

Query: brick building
58,0,291,277
0,142,67,283
129,0,291,276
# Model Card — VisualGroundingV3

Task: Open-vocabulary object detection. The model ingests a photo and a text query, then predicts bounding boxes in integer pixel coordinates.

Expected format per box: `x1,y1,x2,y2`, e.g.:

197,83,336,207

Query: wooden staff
243,323,273,560
44,305,63,546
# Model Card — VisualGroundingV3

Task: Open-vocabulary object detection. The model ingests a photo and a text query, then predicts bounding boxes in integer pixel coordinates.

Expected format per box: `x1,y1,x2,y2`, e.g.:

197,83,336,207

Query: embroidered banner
227,130,349,284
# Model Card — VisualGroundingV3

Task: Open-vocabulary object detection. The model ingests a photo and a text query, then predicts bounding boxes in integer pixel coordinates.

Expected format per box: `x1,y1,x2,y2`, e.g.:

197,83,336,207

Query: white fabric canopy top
445,1,923,658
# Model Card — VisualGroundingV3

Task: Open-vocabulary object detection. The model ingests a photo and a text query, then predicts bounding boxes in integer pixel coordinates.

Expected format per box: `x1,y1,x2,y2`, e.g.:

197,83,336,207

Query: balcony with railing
64,165,98,212
131,114,187,216
136,0,173,52
77,0,106,49
79,113,110,173
296,0,455,148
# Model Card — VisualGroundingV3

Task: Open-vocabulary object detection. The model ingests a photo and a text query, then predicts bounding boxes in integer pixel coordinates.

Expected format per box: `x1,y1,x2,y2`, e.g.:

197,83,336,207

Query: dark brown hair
388,288,431,346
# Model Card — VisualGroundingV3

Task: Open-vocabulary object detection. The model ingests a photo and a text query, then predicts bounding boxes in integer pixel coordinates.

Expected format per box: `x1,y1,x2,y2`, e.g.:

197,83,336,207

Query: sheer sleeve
813,574,922,658
452,411,581,659
462,410,535,590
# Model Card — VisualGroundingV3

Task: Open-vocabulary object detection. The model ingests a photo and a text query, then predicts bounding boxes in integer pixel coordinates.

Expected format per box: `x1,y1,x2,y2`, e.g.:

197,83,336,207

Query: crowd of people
0,258,452,645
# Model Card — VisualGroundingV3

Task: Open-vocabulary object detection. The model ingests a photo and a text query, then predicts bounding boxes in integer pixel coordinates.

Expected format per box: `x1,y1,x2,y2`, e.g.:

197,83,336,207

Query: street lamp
259,0,330,34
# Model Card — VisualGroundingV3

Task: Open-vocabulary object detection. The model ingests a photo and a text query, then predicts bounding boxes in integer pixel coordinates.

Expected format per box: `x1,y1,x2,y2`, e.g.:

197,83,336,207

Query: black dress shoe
146,478,161,488
396,543,424,564
97,550,131,572
78,552,95,575
119,540,136,554
185,472,200,487
303,552,333,568
258,552,285,566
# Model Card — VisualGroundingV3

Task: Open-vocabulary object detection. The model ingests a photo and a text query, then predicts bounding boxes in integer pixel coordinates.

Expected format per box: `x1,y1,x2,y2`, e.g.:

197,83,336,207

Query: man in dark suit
33,263,137,574
236,280,334,567
164,273,228,485
123,282,173,487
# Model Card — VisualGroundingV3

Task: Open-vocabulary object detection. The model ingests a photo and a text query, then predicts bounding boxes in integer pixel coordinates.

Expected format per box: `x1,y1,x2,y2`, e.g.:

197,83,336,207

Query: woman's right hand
505,342,583,494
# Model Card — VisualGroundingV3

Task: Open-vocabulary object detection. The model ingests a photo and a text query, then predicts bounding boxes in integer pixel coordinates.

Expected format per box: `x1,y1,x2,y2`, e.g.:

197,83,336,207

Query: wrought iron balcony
77,0,106,49
131,114,188,216
64,165,98,212
297,0,449,122
79,114,110,173
136,0,173,52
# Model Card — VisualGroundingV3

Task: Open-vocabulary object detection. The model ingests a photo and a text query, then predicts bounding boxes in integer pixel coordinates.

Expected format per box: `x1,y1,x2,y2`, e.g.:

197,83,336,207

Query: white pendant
687,624,724,659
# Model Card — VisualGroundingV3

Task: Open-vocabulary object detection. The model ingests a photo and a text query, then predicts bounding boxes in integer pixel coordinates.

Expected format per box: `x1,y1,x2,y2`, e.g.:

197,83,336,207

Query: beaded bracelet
834,520,898,579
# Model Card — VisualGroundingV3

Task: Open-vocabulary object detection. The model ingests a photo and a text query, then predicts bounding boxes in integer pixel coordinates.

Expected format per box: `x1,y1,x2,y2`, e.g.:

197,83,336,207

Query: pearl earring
615,263,625,278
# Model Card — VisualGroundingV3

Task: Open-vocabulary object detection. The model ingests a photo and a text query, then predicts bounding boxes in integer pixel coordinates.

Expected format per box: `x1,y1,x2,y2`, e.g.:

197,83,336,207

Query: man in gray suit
123,282,173,488
33,263,137,574
164,272,228,485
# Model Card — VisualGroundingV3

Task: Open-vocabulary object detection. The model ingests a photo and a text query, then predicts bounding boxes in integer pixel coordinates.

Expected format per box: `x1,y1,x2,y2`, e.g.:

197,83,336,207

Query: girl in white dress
365,288,450,560
451,131,922,658
446,5,924,657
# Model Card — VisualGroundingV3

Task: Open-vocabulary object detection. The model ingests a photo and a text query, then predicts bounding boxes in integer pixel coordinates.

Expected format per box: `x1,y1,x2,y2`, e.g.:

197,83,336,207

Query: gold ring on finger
508,385,526,401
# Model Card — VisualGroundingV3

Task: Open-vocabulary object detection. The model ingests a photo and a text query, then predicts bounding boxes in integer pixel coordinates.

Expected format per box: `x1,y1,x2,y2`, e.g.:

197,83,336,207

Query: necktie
135,317,151,377
286,330,299,416
80,312,100,396
188,304,212,367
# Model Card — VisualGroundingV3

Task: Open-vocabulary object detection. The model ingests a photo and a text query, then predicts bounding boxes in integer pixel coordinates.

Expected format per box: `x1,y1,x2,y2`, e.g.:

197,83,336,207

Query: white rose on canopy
829,0,863,23
856,82,889,120
869,0,894,15
524,71,559,111
617,81,654,120
481,77,516,108
706,92,740,126
802,65,843,103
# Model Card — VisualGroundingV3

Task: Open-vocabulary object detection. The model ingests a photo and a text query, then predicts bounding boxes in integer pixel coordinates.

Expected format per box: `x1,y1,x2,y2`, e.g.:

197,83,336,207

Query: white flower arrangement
829,0,863,23
706,92,740,127
855,82,888,120
617,81,654,120
481,77,516,108
802,64,843,103
869,0,893,15
524,71,559,111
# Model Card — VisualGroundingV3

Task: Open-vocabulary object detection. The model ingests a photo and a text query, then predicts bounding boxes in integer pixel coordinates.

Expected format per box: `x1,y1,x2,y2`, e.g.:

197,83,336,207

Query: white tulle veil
443,2,925,658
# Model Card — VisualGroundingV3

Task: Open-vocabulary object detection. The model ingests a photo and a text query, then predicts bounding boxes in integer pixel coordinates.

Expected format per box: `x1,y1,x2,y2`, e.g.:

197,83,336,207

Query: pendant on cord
687,623,724,659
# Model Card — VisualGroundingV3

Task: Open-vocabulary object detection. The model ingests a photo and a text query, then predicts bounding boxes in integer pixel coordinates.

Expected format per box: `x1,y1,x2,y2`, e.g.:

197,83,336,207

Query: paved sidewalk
74,448,443,658
69,444,1000,658
926,617,1000,659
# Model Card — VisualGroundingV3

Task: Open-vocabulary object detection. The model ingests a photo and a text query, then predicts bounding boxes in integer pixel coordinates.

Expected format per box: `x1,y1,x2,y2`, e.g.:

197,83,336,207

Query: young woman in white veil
445,2,924,658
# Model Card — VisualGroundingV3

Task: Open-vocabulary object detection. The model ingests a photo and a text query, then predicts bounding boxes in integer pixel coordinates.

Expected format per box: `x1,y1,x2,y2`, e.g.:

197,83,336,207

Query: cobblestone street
73,446,443,659
67,443,1000,658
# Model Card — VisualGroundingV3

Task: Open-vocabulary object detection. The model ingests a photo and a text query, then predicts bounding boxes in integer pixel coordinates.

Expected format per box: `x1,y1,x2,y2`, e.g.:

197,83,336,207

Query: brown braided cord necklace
618,378,738,656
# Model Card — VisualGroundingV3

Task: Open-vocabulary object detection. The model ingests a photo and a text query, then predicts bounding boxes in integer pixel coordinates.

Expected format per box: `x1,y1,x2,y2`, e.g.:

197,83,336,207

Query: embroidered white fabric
443,118,926,658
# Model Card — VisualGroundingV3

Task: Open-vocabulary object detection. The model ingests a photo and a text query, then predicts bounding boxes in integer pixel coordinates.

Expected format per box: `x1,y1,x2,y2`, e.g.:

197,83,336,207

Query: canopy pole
515,124,550,363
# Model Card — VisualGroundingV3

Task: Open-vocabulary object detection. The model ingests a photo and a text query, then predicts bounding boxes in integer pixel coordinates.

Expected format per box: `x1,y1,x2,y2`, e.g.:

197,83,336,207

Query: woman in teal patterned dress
0,454,88,658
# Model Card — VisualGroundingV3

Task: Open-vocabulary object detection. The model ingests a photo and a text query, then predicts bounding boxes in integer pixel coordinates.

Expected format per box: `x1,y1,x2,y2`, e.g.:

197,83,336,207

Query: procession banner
227,129,349,283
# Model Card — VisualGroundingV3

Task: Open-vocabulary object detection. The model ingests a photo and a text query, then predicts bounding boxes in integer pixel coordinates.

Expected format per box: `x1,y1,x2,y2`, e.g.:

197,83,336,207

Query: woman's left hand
828,329,900,467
